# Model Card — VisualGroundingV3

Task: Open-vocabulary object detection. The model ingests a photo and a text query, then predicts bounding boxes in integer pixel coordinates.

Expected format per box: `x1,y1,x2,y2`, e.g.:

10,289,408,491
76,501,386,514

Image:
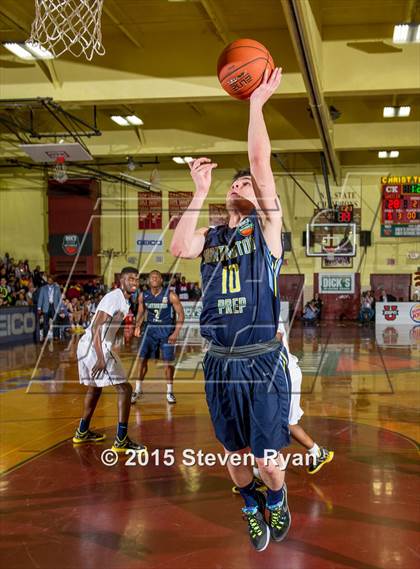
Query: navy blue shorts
203,345,291,458
139,333,175,362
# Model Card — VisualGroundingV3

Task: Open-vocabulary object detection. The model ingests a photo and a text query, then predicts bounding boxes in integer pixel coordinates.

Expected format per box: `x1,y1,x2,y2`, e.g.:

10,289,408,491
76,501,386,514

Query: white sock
135,381,143,393
308,443,320,456
167,384,173,394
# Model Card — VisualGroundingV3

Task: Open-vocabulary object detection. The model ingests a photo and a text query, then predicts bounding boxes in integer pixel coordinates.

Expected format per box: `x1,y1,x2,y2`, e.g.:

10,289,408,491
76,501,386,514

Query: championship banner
209,203,228,226
375,302,420,325
169,192,193,229
138,190,162,229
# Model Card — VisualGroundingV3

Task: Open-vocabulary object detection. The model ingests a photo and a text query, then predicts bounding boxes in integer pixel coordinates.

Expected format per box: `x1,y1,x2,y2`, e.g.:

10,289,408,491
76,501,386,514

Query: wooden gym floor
0,323,419,569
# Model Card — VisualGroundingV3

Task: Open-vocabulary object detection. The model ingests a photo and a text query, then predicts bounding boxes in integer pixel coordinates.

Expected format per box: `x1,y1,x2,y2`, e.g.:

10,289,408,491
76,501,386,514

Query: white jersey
277,320,303,425
77,288,129,387
84,288,130,347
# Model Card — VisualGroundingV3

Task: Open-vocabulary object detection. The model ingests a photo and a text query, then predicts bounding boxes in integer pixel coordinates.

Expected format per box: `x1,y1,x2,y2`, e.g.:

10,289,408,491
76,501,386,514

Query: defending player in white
73,267,146,453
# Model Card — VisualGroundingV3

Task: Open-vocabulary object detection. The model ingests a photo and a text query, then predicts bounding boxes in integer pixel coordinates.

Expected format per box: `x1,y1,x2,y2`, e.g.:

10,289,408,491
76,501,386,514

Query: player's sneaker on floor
307,447,334,474
111,435,147,453
268,483,291,542
166,392,177,404
232,476,267,495
72,429,106,444
131,391,142,404
242,492,270,552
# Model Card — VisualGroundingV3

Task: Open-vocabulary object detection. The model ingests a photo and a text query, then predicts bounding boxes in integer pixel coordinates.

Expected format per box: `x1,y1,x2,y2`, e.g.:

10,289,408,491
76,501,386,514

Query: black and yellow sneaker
307,447,334,475
242,492,270,552
267,483,291,542
111,435,147,454
72,429,106,444
232,476,267,495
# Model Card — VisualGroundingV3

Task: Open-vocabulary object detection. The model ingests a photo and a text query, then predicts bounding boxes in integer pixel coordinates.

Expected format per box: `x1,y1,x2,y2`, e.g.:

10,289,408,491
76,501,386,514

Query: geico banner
375,324,420,347
376,302,420,325
0,307,36,345
135,231,164,253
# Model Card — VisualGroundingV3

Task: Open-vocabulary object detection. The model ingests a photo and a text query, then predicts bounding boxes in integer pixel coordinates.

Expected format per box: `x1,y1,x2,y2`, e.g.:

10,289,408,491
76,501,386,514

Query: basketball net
28,0,105,60
323,246,337,262
53,155,68,184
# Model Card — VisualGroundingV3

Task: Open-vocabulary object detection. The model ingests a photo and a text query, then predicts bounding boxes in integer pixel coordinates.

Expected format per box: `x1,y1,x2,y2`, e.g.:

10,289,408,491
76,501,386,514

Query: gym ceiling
0,0,419,178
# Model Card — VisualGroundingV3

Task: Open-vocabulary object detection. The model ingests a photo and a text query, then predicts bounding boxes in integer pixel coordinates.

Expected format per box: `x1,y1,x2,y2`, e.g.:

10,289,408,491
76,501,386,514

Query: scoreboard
381,175,420,237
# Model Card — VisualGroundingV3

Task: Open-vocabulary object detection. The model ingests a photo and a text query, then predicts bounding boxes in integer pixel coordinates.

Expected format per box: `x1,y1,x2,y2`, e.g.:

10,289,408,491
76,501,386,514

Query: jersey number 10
222,264,241,294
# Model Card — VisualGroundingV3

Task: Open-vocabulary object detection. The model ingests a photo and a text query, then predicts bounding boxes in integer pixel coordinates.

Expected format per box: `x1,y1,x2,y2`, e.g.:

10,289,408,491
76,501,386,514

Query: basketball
217,38,274,100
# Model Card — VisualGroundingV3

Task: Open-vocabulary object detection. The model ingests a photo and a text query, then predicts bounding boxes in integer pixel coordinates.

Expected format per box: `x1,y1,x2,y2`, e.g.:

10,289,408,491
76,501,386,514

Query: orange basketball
217,39,274,100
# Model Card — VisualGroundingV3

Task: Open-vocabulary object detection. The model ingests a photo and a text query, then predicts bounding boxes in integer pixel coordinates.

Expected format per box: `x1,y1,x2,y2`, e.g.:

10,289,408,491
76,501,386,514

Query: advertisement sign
375,324,420,347
0,307,36,345
135,231,164,253
376,302,420,325
319,273,355,294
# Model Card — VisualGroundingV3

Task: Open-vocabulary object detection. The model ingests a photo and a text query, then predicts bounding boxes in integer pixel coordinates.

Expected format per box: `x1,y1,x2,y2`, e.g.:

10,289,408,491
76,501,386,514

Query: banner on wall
209,203,229,226
169,192,193,229
319,273,355,294
138,190,162,229
376,302,420,325
0,307,36,345
135,231,164,253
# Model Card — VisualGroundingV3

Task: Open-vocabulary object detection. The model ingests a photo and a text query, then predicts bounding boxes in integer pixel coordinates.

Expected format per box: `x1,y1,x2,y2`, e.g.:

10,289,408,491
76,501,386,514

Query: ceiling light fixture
111,115,129,126
383,106,411,117
172,156,195,164
3,41,54,60
110,114,143,126
393,23,420,43
126,115,143,126
378,150,400,158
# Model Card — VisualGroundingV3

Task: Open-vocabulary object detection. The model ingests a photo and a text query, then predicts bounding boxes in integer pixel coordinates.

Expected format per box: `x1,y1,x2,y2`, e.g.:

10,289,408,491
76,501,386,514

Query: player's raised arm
170,157,217,259
248,68,283,258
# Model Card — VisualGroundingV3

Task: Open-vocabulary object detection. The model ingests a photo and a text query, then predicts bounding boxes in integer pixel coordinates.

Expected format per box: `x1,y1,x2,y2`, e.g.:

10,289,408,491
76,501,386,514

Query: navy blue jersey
200,210,282,347
143,288,175,337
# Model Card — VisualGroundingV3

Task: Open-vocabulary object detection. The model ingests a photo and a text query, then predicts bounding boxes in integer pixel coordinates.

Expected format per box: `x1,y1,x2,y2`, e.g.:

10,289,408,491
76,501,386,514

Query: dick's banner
376,302,420,325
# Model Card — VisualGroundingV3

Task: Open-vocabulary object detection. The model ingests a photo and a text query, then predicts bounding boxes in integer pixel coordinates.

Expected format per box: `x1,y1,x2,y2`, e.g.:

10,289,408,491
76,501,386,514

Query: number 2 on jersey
222,264,241,294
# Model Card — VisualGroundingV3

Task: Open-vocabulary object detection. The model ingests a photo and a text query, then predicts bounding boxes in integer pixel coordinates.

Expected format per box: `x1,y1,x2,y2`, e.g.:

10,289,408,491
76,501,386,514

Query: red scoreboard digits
381,175,420,237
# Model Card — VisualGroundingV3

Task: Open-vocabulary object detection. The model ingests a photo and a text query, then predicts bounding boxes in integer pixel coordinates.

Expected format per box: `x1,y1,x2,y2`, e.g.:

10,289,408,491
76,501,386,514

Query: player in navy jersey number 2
132,270,184,404
171,68,291,552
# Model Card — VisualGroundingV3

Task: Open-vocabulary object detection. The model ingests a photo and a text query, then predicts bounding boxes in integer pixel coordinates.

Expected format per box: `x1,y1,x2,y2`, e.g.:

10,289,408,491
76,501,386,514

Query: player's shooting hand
91,356,107,379
250,67,282,106
168,332,178,345
189,157,218,193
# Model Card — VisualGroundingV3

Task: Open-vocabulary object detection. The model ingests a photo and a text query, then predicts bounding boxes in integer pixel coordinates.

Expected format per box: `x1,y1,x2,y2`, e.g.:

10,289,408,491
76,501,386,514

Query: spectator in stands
56,301,71,339
169,276,179,295
33,265,44,288
359,291,374,324
311,292,323,320
302,301,319,324
15,292,28,306
378,288,396,302
178,276,190,301
37,275,62,340
0,278,12,306
189,282,202,301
